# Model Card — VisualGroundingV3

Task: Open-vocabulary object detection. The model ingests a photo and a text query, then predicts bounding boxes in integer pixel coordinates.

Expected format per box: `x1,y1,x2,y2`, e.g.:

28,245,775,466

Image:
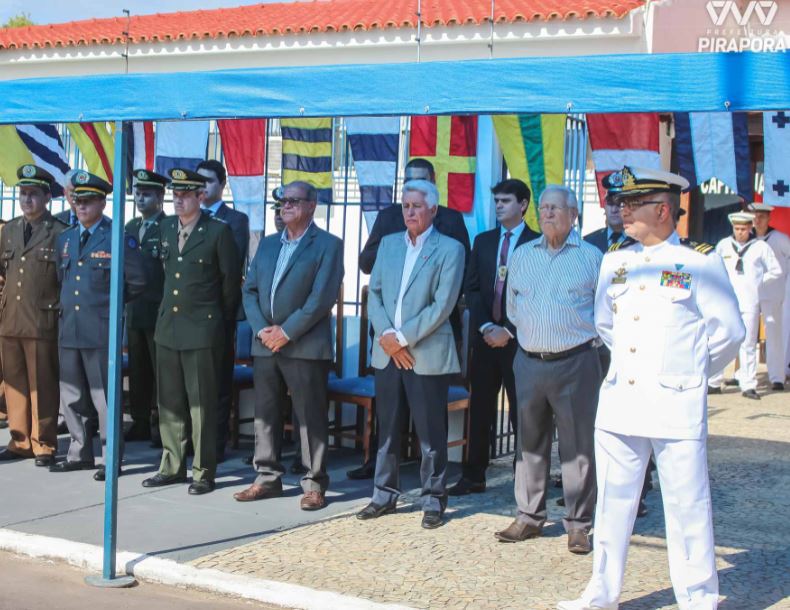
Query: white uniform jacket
595,232,745,440
759,228,790,302
715,235,782,312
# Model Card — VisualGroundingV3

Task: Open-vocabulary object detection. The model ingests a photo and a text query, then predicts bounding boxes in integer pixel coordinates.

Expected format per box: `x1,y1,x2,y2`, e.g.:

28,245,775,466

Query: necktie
178,229,190,252
70,213,78,227
492,231,512,323
79,230,90,253
609,231,622,246
138,220,150,242
23,222,33,246
732,240,754,274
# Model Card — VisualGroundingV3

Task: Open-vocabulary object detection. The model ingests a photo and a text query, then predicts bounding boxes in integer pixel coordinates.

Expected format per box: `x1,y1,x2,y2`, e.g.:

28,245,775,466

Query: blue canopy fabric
0,51,786,124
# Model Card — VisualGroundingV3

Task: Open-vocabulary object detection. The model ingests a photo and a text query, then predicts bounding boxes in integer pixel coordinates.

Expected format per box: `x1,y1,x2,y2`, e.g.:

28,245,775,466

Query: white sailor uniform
577,232,744,610
758,228,790,382
710,236,782,391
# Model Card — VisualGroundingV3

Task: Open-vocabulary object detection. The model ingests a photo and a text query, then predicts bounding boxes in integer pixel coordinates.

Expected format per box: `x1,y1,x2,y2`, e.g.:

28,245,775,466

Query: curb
0,528,414,610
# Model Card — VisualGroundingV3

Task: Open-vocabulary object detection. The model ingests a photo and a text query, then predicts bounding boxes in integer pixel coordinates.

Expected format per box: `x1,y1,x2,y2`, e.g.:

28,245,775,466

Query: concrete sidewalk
1,374,789,609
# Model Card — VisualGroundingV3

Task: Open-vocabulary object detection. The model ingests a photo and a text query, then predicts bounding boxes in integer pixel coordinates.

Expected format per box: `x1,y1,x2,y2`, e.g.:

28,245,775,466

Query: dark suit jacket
54,209,77,227
212,202,249,271
154,214,241,351
242,223,344,361
466,223,539,336
125,210,167,330
56,217,147,349
359,204,470,274
583,227,609,254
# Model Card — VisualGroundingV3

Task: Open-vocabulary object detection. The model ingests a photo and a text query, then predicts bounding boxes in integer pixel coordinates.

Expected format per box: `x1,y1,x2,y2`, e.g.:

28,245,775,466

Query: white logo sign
706,1,778,27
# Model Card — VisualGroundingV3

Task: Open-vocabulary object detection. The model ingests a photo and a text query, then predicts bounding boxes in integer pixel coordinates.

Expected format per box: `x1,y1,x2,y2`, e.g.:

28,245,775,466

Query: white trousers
580,429,718,610
760,298,786,384
710,310,759,391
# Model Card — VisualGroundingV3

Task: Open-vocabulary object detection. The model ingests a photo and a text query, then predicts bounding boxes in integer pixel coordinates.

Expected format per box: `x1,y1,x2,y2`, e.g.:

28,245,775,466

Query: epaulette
607,236,637,252
680,238,715,255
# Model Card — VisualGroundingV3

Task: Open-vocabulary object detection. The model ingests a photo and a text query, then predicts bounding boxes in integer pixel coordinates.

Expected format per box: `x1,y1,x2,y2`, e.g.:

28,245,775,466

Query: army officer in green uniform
124,169,168,444
142,168,241,495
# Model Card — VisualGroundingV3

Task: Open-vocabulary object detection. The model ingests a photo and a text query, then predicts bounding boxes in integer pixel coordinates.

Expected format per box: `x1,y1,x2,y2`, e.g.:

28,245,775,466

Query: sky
1,0,288,26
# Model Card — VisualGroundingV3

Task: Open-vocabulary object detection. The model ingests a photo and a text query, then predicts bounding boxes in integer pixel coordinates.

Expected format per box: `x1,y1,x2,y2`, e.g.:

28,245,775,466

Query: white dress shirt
271,224,310,318
385,225,434,346
759,228,790,301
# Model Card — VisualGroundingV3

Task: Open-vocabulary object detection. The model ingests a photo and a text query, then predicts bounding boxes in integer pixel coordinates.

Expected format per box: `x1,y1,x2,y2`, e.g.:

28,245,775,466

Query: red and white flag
218,119,267,230
587,113,660,205
131,121,155,171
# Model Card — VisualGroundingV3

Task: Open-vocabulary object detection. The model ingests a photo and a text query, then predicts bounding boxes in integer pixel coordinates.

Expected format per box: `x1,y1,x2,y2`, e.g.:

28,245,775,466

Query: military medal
660,270,692,289
498,265,508,281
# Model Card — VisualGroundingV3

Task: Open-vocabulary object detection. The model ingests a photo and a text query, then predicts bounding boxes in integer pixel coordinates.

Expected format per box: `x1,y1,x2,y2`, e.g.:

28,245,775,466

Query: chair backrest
236,319,253,362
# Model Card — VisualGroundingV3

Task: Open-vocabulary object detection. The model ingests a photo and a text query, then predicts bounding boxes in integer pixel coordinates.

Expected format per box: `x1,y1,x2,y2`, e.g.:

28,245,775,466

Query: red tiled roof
0,0,645,50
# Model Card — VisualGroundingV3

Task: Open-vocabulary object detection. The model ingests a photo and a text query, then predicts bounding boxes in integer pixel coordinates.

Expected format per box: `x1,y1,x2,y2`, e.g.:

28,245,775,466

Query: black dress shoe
0,449,26,462
242,454,254,466
356,502,396,520
49,460,94,473
771,382,785,391
707,386,722,395
448,478,486,496
0,420,8,429
34,455,55,467
556,497,566,507
142,473,187,488
347,460,375,480
421,511,445,529
636,499,648,518
188,479,215,495
742,389,761,400
724,378,739,387
93,465,123,482
56,421,68,435
290,461,308,475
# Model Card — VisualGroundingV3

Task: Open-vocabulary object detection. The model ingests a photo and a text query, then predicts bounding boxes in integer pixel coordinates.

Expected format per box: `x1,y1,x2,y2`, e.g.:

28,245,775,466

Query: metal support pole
86,120,136,589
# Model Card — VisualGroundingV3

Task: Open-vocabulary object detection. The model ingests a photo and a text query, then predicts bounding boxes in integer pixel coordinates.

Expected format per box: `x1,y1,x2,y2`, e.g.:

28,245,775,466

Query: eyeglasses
278,197,310,208
618,199,664,211
537,205,570,214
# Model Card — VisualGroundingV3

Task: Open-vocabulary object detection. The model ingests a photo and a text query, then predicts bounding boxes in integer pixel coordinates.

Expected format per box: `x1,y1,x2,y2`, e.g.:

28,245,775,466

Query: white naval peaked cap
728,212,756,225
605,166,690,198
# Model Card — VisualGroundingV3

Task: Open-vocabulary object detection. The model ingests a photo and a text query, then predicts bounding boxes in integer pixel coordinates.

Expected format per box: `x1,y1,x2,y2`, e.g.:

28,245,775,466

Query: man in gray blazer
357,180,465,529
236,181,344,511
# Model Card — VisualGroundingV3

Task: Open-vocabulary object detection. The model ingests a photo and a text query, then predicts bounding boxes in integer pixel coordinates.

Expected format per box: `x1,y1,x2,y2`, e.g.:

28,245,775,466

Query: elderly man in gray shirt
495,185,603,555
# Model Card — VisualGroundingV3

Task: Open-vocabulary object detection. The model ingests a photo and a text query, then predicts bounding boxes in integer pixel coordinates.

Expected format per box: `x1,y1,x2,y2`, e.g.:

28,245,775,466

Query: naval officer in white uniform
559,166,745,610
710,212,782,399
748,202,790,389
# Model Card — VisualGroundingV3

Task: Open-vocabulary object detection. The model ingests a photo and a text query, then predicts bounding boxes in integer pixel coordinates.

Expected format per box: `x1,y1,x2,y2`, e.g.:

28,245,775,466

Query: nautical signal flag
67,122,115,183
409,115,477,213
587,113,661,206
154,120,210,177
762,111,790,208
0,123,70,197
345,117,400,212
493,114,566,232
218,118,267,230
281,118,333,205
674,112,753,202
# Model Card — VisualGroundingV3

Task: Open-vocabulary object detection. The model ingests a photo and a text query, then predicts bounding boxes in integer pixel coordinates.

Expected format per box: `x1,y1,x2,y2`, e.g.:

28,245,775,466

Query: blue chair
230,319,255,448
327,286,376,462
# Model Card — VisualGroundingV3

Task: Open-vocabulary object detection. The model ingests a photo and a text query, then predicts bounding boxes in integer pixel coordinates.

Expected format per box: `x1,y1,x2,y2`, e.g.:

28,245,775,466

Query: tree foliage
2,13,35,28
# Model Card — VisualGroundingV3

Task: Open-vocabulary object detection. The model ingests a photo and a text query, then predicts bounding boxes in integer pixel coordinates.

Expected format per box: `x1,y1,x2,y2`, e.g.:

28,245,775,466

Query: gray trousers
513,346,600,532
252,355,330,493
59,346,118,465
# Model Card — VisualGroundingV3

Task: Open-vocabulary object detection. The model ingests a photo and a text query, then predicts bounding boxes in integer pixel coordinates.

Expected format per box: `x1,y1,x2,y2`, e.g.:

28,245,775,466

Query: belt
523,340,595,362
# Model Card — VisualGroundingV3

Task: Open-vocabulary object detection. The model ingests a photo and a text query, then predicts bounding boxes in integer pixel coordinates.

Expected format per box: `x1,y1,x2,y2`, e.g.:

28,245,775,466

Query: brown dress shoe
495,519,542,542
568,529,592,554
233,482,283,502
300,490,326,511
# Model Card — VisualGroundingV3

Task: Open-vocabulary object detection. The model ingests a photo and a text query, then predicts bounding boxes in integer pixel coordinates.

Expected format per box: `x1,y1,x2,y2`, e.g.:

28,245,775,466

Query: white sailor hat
728,212,756,225
746,202,774,213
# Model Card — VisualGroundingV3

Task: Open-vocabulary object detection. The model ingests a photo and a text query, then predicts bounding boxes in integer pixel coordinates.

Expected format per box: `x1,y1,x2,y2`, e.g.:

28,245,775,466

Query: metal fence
1,114,591,458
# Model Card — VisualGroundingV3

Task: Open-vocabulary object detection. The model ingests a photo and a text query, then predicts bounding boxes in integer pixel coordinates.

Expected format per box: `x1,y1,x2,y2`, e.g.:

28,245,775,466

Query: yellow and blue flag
281,118,333,205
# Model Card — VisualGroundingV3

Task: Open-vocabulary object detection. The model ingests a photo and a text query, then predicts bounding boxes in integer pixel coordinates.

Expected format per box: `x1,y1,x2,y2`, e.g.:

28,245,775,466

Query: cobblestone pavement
192,374,790,610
